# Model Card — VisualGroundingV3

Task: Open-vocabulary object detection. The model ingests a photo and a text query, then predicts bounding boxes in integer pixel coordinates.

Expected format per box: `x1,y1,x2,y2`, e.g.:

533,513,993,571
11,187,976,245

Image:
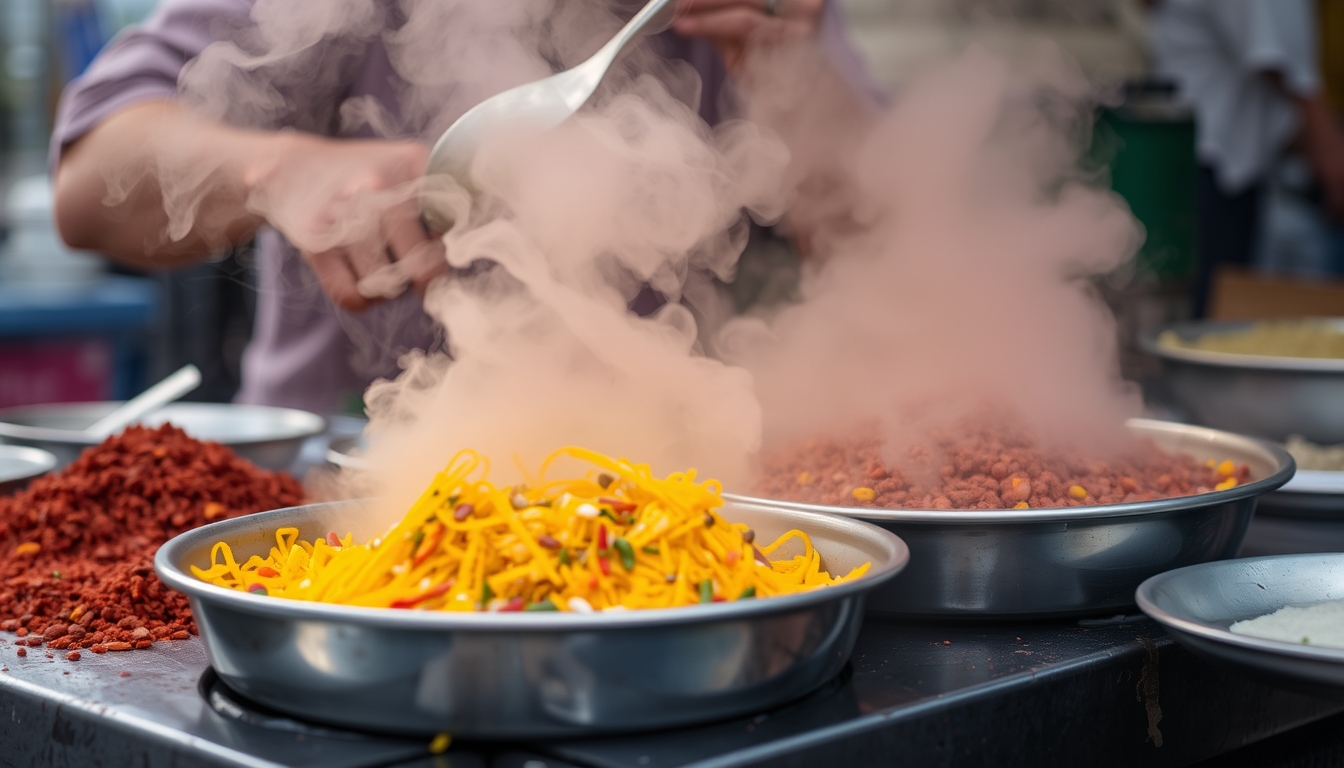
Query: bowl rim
155,499,910,631
1140,318,1344,373
0,444,58,482
0,402,327,446
727,418,1295,524
1135,553,1344,665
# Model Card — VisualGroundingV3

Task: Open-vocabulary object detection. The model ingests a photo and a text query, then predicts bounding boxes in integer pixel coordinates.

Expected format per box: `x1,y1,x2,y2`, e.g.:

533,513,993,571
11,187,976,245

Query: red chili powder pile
0,424,303,657
757,418,1249,510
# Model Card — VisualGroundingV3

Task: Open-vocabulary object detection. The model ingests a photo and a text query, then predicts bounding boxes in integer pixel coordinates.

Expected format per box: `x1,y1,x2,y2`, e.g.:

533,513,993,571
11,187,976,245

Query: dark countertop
0,614,1337,768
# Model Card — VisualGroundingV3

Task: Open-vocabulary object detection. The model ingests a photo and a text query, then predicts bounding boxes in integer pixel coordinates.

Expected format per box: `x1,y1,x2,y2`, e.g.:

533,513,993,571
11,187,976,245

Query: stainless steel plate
0,444,57,495
1259,469,1344,520
0,402,326,470
1141,319,1344,443
1136,553,1344,701
731,419,1294,618
156,500,909,737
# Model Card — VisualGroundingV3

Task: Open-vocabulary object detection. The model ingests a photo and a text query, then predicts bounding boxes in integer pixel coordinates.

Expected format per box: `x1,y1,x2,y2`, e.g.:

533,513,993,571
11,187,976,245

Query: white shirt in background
1148,0,1321,194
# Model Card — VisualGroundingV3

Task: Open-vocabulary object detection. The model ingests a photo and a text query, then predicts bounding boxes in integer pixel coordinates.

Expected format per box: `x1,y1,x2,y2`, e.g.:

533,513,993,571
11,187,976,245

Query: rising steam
725,46,1144,468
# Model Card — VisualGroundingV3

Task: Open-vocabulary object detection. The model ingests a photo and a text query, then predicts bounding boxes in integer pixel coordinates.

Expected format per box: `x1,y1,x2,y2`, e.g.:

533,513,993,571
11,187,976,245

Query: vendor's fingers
401,240,451,294
304,249,370,312
674,9,811,41
381,199,447,292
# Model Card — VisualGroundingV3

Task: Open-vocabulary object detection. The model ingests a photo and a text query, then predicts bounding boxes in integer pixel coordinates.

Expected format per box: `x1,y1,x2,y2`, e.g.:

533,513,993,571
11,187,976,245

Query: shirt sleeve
49,0,255,176
1209,0,1321,97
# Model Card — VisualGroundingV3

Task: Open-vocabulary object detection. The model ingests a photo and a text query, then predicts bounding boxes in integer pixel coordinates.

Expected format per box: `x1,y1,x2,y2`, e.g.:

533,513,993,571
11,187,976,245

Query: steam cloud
725,46,1144,468
125,0,1144,509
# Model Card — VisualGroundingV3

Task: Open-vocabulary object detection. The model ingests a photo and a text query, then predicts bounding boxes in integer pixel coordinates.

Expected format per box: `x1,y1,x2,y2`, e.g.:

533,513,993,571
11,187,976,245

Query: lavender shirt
53,0,876,413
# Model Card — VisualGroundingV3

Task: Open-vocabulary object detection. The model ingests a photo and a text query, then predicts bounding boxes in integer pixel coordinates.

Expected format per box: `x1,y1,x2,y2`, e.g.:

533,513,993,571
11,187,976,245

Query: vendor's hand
243,135,447,311
672,0,826,73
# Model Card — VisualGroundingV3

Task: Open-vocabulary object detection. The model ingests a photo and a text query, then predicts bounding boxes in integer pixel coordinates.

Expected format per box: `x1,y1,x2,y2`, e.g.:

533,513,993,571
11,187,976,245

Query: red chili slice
598,556,611,576
497,597,526,612
597,524,609,551
598,498,637,514
389,581,453,609
255,566,279,578
412,523,444,568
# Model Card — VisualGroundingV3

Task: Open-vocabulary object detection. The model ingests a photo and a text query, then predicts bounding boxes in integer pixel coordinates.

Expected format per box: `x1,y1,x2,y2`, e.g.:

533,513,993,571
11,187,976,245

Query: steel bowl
730,419,1294,619
155,499,909,737
0,444,57,495
324,433,369,471
1141,318,1344,444
1136,553,1344,701
0,402,326,470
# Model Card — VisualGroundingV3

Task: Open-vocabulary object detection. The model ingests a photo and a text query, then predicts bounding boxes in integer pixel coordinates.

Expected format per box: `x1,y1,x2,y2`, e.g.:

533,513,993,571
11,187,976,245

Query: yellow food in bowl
192,447,871,612
1159,320,1344,359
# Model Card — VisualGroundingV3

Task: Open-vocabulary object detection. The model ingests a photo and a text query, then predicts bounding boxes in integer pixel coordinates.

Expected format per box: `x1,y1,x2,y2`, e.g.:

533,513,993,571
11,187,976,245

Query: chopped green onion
599,509,620,523
482,581,494,604
524,599,558,612
612,537,636,571
641,545,660,555
738,586,756,600
698,580,713,604
411,529,425,547
559,548,571,566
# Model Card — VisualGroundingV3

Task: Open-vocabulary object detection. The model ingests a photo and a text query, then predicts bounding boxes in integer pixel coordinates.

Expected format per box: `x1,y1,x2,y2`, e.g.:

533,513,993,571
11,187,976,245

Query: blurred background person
1148,0,1344,317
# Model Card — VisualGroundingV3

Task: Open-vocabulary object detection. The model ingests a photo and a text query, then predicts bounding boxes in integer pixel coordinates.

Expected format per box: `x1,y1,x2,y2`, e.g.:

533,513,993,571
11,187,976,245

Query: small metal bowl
0,445,57,495
155,500,909,737
1136,553,1344,701
0,402,326,470
1141,319,1344,443
324,434,368,471
731,419,1294,619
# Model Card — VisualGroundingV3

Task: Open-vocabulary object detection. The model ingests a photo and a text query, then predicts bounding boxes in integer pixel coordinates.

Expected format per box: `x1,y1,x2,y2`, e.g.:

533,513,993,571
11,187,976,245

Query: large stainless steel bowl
0,402,326,470
155,499,909,737
1141,319,1344,443
0,444,57,495
1137,553,1344,701
731,419,1294,619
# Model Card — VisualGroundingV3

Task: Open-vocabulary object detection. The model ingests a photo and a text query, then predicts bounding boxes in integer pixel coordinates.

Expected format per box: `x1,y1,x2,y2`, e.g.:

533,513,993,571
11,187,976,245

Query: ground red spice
0,424,303,658
757,417,1249,510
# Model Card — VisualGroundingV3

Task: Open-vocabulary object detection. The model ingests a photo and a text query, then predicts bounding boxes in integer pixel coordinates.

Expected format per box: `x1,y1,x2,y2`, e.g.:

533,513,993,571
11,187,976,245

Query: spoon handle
85,364,202,438
590,0,678,73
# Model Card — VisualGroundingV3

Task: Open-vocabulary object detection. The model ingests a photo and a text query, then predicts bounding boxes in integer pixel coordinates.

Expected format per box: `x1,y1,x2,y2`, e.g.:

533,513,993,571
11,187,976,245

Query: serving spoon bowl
420,0,676,232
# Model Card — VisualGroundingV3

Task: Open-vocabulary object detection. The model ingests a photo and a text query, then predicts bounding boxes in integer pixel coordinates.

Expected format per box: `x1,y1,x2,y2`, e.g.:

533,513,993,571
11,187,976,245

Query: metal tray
1258,469,1344,519
1136,553,1344,701
730,419,1294,619
155,500,909,737
0,444,56,495
1141,319,1344,444
0,402,326,470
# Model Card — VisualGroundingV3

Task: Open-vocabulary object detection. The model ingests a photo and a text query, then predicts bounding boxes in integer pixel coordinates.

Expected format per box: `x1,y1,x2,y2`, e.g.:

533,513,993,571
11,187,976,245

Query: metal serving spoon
85,364,202,438
420,0,677,232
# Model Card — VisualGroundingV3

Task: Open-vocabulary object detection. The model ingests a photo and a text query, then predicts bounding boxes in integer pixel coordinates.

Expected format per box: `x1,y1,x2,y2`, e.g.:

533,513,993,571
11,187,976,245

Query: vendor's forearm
54,101,275,267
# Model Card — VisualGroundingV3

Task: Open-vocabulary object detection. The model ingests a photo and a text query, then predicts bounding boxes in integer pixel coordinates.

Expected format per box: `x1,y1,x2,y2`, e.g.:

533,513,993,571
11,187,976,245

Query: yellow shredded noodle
191,447,872,612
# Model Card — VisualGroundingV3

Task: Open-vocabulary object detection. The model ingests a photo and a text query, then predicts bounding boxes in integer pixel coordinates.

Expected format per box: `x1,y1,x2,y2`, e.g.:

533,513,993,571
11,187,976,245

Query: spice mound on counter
757,418,1247,510
0,424,303,656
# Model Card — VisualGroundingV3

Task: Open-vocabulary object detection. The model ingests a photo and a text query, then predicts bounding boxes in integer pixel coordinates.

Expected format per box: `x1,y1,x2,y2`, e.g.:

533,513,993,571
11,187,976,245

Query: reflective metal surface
155,500,909,737
0,444,56,494
1142,319,1344,443
1137,553,1344,701
0,402,326,470
731,419,1294,618
1258,468,1344,520
325,433,368,471
421,0,676,232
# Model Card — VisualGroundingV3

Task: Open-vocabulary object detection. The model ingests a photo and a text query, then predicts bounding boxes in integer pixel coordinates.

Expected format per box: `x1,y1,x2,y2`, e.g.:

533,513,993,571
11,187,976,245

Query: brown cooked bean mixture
757,417,1249,510
0,425,303,658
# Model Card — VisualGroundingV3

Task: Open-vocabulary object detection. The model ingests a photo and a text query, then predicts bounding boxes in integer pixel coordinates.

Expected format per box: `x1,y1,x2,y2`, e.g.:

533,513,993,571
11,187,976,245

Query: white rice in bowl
1230,600,1344,649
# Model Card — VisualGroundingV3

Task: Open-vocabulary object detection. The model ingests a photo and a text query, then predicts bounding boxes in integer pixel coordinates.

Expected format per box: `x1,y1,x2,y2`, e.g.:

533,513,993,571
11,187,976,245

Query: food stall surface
0,615,1338,768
